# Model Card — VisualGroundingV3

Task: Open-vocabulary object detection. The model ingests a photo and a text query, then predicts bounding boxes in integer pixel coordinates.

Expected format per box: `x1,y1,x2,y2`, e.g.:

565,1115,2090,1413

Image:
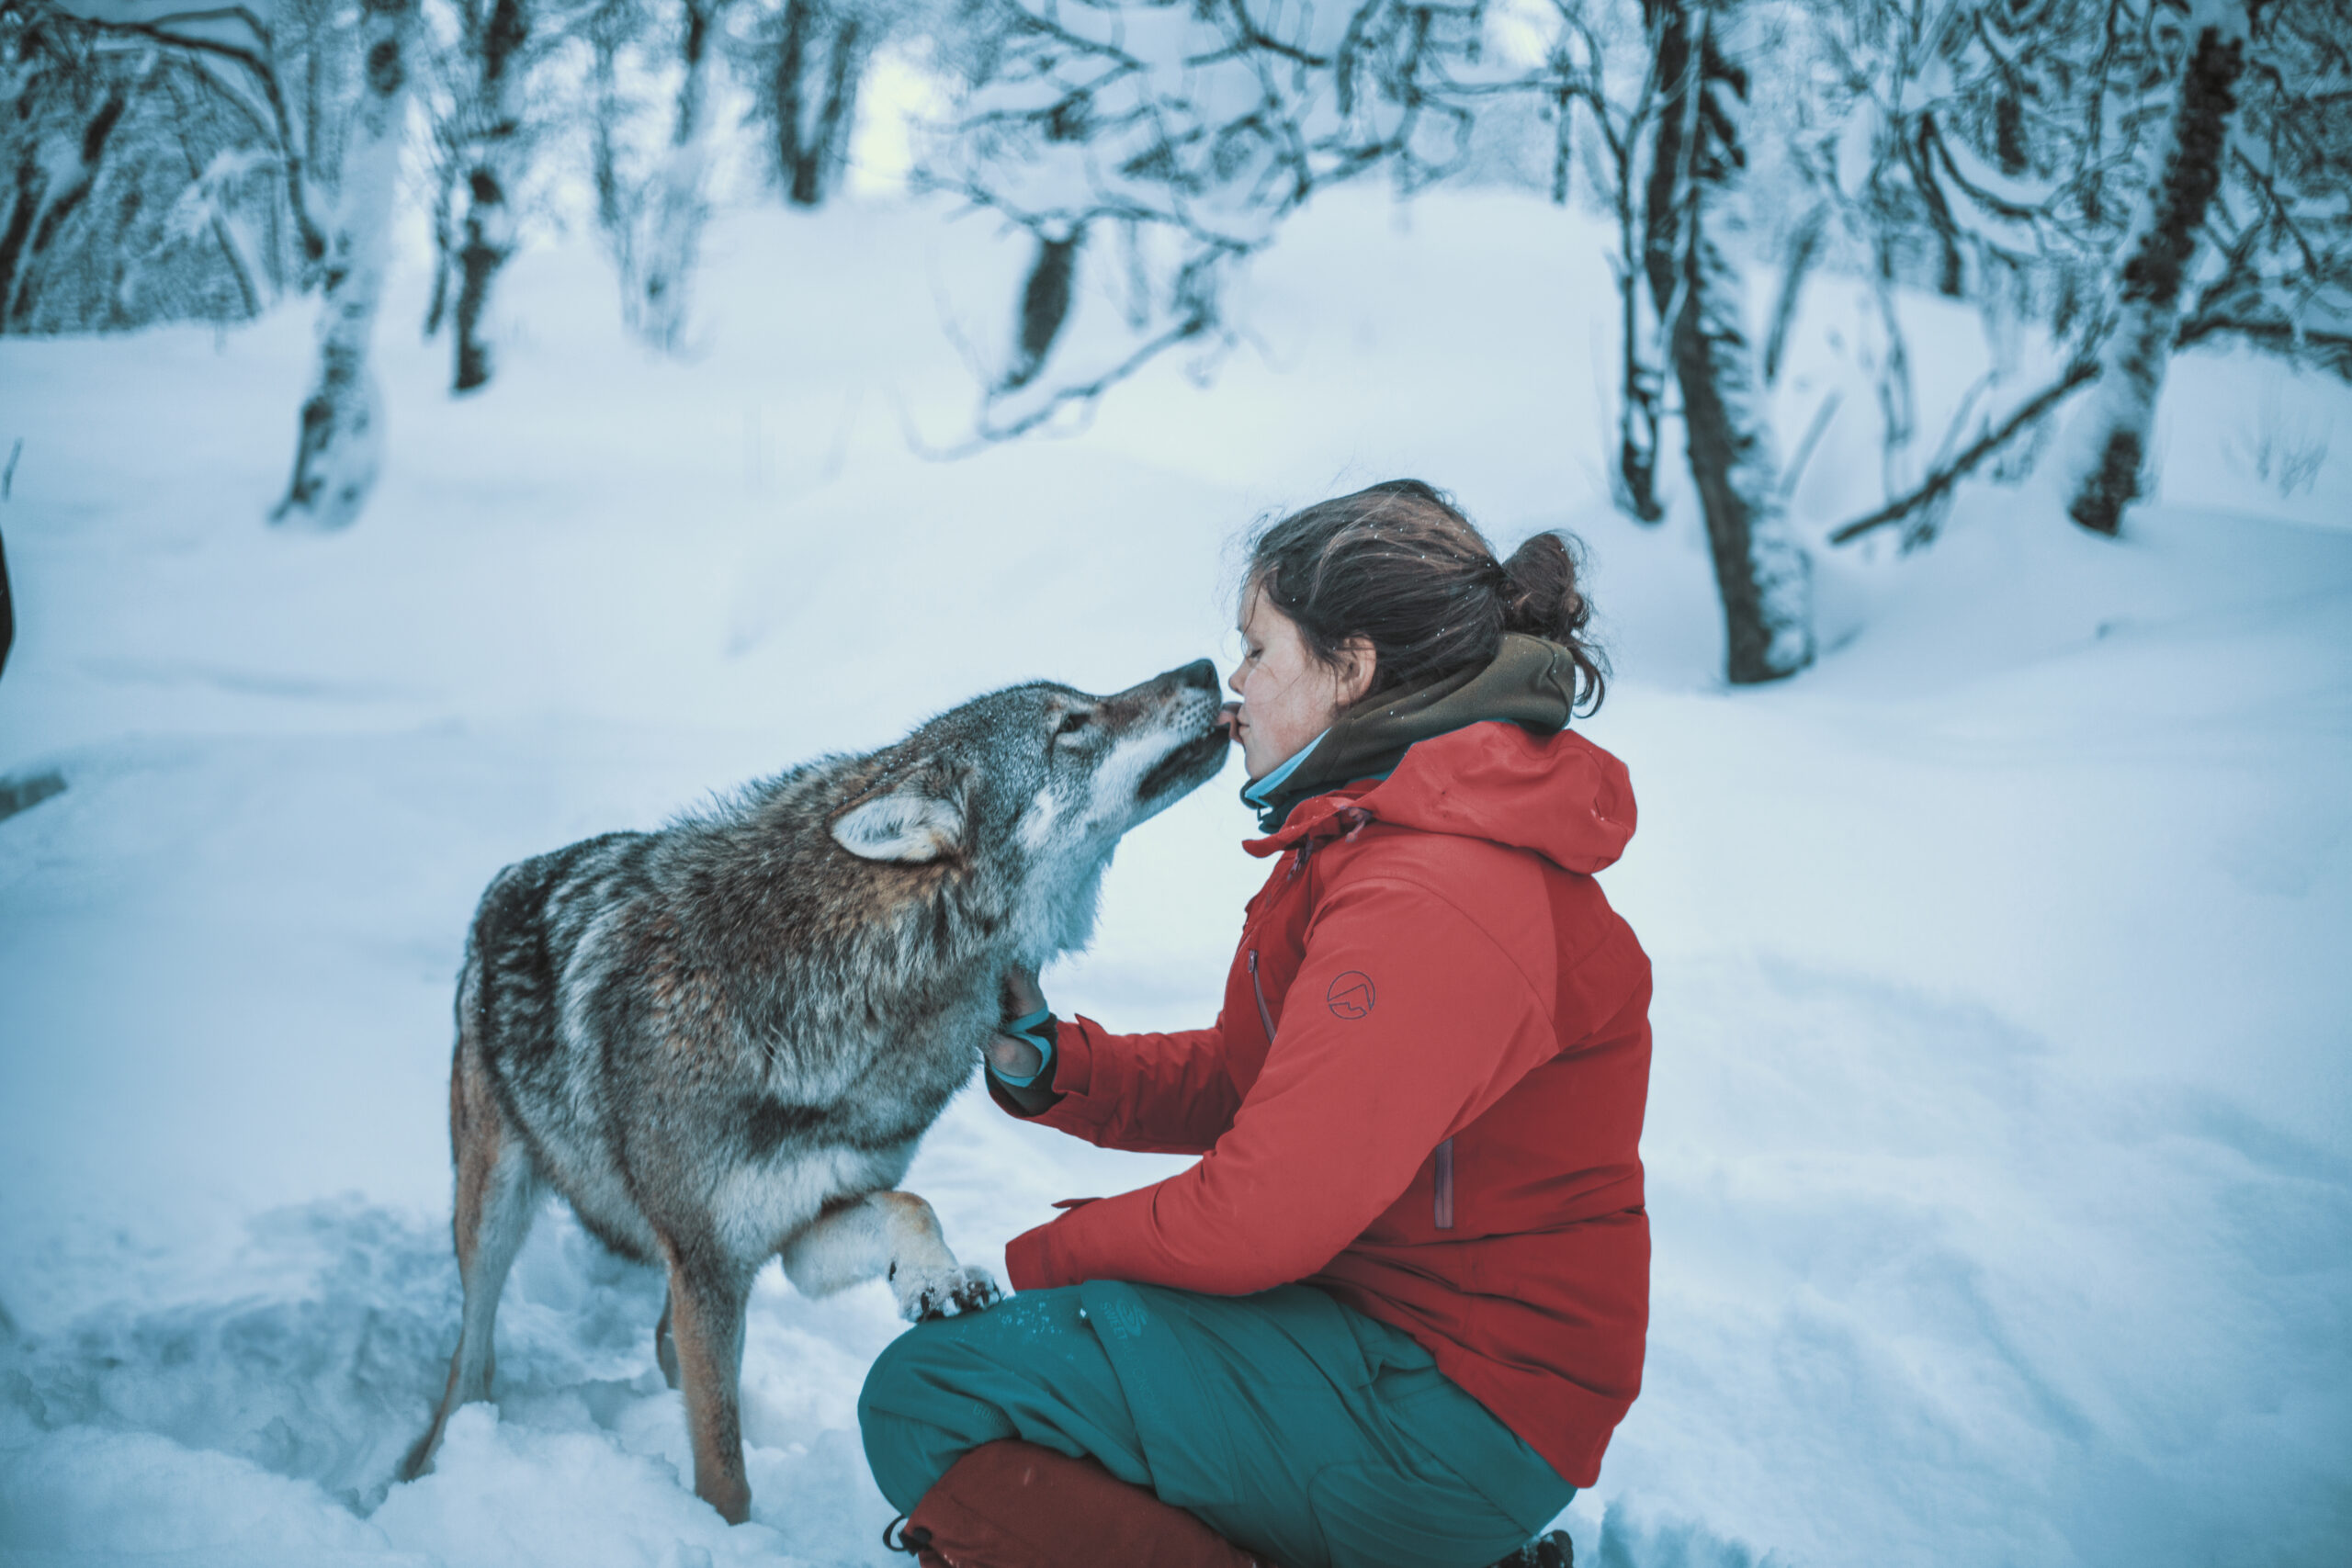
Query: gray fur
399,660,1228,1522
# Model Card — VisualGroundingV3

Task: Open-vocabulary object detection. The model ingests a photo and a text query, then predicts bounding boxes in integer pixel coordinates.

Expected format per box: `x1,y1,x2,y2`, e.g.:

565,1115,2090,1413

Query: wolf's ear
831,780,964,863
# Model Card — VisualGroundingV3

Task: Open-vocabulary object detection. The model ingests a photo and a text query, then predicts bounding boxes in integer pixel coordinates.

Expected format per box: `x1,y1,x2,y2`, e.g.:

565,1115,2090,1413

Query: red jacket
1000,720,1652,1487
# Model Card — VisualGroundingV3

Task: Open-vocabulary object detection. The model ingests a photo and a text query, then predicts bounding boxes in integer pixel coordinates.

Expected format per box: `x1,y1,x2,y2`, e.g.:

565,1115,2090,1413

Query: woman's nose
1227,666,1243,695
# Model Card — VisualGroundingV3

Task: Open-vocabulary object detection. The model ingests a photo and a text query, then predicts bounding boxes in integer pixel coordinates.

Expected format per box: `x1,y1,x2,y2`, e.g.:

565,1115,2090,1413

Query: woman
859,480,1650,1568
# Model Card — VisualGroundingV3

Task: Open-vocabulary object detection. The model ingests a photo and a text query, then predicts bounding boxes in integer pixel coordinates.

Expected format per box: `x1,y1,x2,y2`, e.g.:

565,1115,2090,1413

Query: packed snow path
3,192,2348,1567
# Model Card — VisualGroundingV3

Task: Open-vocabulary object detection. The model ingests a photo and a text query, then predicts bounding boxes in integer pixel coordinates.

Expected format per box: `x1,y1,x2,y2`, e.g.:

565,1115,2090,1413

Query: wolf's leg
400,1030,542,1483
658,1235,754,1525
781,1190,1001,1322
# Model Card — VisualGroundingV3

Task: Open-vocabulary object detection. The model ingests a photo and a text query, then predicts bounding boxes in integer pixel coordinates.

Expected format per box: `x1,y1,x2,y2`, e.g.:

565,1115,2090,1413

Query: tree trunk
633,0,722,350
274,0,417,529
1643,0,1812,683
0,86,130,332
1002,229,1080,390
423,151,459,338
590,13,628,240
1615,128,1666,523
775,0,861,208
453,0,529,393
1615,254,1667,523
1,509,14,683
2065,17,2246,536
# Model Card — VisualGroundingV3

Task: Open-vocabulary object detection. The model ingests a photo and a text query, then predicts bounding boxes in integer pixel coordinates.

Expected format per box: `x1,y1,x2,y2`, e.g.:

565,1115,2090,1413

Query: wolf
397,660,1229,1524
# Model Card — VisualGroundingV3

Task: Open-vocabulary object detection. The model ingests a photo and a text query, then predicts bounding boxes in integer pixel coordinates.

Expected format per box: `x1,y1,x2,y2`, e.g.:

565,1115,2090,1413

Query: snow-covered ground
2,186,2348,1568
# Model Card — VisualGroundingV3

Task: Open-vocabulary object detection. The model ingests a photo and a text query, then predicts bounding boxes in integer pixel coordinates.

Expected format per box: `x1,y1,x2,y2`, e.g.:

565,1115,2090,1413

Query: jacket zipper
1433,1137,1455,1230
1247,950,1276,1040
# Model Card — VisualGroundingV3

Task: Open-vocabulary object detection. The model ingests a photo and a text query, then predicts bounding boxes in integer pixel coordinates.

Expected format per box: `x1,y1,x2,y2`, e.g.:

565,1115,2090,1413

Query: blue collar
1242,729,1328,815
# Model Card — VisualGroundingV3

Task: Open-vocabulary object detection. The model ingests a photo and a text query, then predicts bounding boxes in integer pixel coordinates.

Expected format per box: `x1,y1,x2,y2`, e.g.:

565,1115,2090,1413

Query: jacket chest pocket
1247,949,1277,1040
1235,856,1314,1048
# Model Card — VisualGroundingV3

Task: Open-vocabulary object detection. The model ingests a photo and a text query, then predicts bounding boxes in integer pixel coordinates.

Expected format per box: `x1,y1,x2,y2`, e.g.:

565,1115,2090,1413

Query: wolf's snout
1129,661,1235,807
1156,659,1224,729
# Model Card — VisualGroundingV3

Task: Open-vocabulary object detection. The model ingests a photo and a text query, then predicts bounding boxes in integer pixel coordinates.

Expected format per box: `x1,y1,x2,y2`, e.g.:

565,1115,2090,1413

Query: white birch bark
2063,0,2249,535
452,0,529,393
273,0,416,529
1678,220,1815,681
632,0,723,351
1643,0,1812,682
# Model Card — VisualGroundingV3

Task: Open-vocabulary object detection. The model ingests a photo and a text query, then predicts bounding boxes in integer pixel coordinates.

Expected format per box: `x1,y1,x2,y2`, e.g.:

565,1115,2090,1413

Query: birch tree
449,0,531,390
628,0,727,346
276,0,419,527
1816,0,2350,548
928,0,1814,682
2176,0,2352,381
2,1,325,333
925,0,1483,439
1450,0,1672,521
0,10,137,329
1643,0,1810,682
764,0,866,207
2064,0,2249,535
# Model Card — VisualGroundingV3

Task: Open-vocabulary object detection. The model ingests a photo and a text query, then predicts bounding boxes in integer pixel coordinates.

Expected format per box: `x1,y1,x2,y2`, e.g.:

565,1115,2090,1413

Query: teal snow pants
858,1281,1574,1568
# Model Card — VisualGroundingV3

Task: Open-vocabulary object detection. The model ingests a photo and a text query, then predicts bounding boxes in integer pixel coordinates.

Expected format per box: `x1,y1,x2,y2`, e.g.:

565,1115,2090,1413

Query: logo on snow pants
1326,971,1376,1020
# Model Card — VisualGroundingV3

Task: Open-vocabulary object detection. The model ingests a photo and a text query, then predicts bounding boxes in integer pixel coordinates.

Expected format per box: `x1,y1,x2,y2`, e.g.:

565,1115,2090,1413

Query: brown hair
1245,479,1607,715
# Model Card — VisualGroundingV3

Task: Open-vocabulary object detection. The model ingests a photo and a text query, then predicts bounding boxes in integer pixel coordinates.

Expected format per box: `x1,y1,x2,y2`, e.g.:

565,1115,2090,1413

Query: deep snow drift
2,185,2348,1568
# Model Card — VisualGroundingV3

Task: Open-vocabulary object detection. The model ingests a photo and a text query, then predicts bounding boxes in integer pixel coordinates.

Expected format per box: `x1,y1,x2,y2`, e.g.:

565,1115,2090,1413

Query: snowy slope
2,187,2348,1568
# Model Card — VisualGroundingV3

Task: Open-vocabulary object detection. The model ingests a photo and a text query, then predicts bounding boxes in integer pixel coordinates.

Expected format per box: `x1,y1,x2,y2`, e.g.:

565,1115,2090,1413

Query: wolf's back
469,831,652,1047
462,829,669,1260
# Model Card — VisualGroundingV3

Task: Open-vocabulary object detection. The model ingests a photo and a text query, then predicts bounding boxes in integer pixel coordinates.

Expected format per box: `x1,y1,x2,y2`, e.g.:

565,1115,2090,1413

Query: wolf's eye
1054,711,1091,739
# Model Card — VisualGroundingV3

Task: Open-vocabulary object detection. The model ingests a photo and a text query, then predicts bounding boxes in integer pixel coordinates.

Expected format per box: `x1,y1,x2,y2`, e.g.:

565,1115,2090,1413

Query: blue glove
990,1006,1058,1089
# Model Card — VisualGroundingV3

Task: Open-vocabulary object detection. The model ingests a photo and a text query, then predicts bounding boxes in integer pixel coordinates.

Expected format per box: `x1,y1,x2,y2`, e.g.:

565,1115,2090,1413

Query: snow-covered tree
443,0,534,390
1641,0,1810,682
925,0,1818,682
1444,0,1673,521
1815,0,2351,547
1,1,332,333
2176,0,2352,379
2063,1,2250,535
275,0,420,528
759,0,870,206
924,0,1487,439
626,0,728,347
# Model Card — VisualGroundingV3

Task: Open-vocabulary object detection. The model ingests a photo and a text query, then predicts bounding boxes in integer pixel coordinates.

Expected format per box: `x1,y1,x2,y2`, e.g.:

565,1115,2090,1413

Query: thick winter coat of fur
399,660,1230,1523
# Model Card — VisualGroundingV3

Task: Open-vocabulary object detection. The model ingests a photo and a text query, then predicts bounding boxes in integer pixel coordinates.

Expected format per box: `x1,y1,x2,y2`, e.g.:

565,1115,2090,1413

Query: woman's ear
1335,636,1378,707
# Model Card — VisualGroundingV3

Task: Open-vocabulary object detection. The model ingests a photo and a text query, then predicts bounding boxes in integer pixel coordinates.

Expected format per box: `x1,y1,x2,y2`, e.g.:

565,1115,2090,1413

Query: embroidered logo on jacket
1326,971,1376,1020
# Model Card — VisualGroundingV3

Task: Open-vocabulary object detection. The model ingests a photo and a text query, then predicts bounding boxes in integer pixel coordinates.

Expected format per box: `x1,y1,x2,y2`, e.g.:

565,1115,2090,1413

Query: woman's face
1228,585,1374,781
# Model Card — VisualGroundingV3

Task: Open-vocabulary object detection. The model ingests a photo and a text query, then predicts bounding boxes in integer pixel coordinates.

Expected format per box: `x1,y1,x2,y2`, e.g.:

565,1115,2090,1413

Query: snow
3,183,2350,1568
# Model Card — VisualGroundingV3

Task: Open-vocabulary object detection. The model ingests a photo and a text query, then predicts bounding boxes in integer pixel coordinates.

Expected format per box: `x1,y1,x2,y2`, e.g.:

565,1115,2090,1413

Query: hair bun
1499,531,1589,642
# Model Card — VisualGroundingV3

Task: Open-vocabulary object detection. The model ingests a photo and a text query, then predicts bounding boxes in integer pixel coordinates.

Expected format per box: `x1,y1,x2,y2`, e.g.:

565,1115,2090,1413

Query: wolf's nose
1172,659,1219,694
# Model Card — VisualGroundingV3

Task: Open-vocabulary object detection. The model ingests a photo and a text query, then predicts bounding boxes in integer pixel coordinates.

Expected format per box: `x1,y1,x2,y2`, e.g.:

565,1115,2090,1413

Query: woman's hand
1002,964,1046,1020
985,1032,1044,1079
987,965,1048,1079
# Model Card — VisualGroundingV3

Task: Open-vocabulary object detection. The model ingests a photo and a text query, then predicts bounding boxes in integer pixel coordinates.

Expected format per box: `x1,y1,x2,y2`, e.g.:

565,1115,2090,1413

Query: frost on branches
924,0,1487,440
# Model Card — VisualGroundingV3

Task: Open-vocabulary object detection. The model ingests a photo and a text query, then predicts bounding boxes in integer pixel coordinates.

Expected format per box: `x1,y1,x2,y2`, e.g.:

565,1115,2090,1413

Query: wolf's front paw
895,1263,1002,1323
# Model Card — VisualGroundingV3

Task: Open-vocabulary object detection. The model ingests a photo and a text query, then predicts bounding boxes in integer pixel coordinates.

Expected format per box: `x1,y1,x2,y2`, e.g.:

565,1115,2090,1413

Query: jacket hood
1243,634,1589,833
1245,698,1636,877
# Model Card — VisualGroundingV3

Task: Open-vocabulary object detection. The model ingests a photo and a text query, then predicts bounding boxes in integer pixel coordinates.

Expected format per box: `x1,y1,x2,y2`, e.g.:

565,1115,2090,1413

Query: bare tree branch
1828,357,2098,546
